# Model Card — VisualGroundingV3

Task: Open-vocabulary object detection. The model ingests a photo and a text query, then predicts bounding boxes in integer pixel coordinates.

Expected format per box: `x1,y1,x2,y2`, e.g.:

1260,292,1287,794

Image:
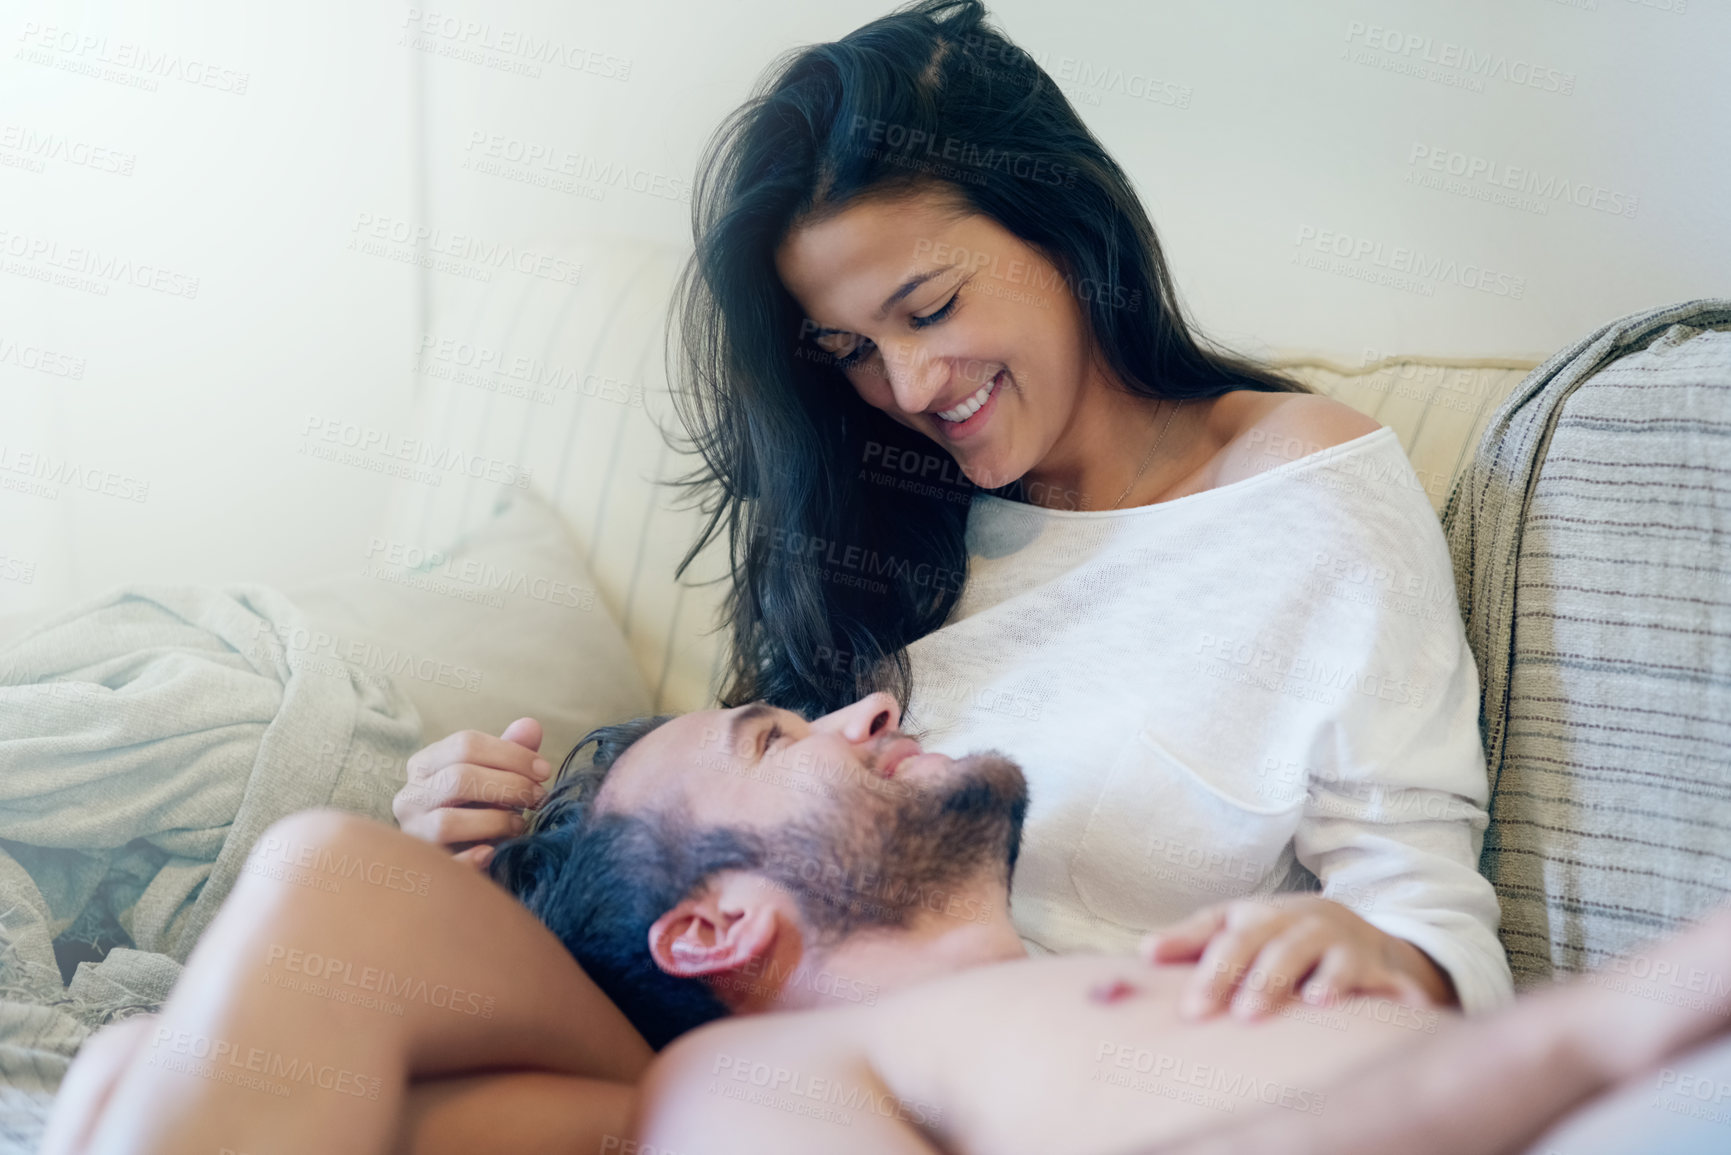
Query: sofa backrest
390,234,729,714
1445,300,1731,986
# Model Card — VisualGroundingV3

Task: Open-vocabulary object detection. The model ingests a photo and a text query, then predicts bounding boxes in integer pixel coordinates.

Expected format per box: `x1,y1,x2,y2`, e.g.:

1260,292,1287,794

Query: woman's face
773,189,1099,492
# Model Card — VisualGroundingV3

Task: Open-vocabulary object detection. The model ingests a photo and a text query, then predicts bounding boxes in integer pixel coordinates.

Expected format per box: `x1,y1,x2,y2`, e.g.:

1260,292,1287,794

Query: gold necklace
1109,398,1185,510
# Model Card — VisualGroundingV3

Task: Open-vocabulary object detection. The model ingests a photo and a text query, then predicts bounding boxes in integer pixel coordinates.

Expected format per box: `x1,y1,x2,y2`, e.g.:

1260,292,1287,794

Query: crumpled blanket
0,585,422,1153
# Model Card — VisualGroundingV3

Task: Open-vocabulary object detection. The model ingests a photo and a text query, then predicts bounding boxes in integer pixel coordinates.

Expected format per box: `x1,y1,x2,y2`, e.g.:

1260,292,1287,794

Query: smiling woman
672,1,1318,721
667,0,1512,1018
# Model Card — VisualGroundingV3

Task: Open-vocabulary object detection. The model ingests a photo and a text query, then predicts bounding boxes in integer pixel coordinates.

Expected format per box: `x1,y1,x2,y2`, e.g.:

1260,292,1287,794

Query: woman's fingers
407,763,547,811
400,804,526,848
497,716,544,754
406,728,551,787
1140,905,1228,964
1183,909,1285,1019
1150,895,1442,1018
1299,943,1360,1008
1377,968,1438,1009
1231,922,1333,1019
394,724,553,845
452,844,496,870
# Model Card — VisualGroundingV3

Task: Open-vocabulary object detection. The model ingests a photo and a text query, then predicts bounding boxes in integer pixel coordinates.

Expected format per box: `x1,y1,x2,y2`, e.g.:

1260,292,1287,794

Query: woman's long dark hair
671,0,1308,719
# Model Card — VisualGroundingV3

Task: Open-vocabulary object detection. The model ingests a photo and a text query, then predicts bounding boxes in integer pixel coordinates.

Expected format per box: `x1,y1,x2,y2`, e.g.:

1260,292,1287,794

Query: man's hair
488,716,769,1049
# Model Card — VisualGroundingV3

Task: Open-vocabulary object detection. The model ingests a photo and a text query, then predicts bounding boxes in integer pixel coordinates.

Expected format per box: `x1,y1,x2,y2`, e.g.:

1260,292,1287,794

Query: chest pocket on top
1066,729,1306,930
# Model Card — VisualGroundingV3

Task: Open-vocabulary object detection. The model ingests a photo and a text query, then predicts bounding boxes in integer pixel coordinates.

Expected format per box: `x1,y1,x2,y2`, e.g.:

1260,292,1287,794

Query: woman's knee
238,807,492,925
251,807,396,863
38,1015,159,1155
224,808,430,929
243,808,433,888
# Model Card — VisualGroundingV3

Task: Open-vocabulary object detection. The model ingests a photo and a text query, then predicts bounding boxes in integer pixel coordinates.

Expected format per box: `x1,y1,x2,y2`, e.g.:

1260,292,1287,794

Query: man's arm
1153,985,1597,1155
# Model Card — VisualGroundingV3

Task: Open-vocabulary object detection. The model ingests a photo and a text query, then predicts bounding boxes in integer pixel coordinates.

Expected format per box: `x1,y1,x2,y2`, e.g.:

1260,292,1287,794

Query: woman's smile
932,367,1008,440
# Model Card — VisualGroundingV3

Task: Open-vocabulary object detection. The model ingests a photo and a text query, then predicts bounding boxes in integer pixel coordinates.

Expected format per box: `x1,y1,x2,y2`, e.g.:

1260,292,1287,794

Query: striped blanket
1444,299,1731,985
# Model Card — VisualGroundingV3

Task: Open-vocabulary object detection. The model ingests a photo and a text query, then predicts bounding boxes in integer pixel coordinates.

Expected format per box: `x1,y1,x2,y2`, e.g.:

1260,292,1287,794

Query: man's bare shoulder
1203,391,1385,489
644,1009,856,1093
635,1008,932,1154
631,958,1096,1153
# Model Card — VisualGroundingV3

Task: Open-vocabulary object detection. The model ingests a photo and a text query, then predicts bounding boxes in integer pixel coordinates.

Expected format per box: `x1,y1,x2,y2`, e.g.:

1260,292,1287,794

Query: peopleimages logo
300,415,534,489
0,442,149,502
399,8,632,81
846,117,1079,188
1342,21,1575,95
709,1054,944,1128
462,131,691,203
909,237,1141,310
348,212,583,285
1093,1042,1329,1115
0,225,200,298
363,535,596,611
0,333,85,379
0,123,136,175
750,523,966,596
0,552,37,585
1193,631,1429,708
147,1028,381,1099
1292,225,1526,300
957,36,1194,110
14,22,251,94
1406,143,1639,219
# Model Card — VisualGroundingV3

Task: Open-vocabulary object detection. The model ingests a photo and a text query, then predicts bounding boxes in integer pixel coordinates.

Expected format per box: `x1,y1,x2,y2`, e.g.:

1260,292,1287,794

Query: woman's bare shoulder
1202,391,1384,489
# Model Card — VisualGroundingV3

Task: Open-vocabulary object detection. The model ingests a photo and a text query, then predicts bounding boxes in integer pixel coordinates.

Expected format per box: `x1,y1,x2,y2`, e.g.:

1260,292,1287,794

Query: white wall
2,2,421,613
422,0,1728,357
3,0,1726,619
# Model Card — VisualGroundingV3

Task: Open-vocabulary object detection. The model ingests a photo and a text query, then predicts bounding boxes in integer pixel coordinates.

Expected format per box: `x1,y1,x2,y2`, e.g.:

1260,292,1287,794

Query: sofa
390,234,1731,988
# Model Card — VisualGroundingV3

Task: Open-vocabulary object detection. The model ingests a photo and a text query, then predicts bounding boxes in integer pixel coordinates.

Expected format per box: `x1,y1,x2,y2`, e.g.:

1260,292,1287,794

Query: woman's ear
647,873,786,987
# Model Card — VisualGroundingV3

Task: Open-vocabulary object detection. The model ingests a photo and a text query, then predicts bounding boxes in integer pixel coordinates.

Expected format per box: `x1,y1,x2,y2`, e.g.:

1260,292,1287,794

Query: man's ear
647,874,785,981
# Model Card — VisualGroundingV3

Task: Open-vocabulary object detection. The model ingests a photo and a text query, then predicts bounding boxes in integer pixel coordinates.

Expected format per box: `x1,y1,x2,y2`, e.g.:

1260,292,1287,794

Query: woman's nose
881,341,943,415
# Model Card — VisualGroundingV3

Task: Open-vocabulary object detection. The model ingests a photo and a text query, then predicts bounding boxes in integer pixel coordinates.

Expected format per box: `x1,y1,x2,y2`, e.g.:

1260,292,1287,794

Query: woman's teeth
937,371,1002,423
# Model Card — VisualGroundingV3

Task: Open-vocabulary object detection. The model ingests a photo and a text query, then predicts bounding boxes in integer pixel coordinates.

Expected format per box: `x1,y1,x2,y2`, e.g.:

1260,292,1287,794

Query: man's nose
816,691,902,744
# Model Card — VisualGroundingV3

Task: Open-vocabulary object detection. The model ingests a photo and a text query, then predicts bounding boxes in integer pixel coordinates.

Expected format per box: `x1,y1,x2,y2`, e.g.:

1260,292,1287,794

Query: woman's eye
833,341,874,369
814,289,957,370
761,724,785,754
910,290,960,329
814,333,874,369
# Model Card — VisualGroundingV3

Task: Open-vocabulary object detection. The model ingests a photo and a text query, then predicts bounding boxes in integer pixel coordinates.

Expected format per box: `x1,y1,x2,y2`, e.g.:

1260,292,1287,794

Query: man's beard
754,750,1028,943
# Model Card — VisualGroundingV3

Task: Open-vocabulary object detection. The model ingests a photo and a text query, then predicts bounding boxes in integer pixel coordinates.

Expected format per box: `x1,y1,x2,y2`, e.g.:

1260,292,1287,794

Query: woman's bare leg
36,1014,159,1155
390,1072,637,1155
54,808,653,1155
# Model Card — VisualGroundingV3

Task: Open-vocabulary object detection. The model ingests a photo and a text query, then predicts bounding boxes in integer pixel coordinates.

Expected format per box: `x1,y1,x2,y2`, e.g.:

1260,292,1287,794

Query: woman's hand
1138,894,1457,1021
392,718,551,869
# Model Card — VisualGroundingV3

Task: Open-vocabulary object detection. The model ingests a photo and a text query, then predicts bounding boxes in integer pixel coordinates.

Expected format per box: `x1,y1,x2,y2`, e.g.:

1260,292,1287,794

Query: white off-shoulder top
904,426,1515,1013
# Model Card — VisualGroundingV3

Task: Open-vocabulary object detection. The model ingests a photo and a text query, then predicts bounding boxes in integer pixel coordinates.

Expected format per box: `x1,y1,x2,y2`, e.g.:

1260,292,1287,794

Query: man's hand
1138,894,1457,1021
392,718,552,869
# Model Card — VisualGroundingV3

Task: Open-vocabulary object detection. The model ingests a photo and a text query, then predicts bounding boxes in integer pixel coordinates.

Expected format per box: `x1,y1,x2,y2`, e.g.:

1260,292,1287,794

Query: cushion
401,233,728,715
288,487,653,770
1278,356,1532,515
1444,300,1731,985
